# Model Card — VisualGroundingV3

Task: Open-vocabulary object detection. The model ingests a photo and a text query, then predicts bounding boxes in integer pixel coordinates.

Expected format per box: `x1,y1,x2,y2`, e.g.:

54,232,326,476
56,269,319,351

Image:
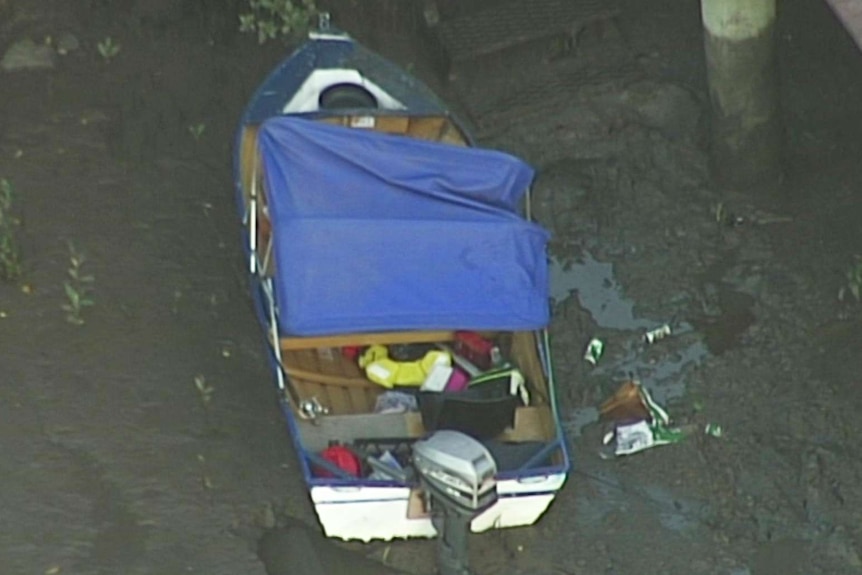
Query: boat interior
281,328,564,478
236,113,564,479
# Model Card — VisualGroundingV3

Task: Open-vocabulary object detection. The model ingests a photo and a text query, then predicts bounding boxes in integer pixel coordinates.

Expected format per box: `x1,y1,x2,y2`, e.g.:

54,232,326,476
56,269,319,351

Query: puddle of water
551,253,709,426
552,251,760,444
564,335,710,437
594,336,710,405
550,253,654,330
565,347,710,437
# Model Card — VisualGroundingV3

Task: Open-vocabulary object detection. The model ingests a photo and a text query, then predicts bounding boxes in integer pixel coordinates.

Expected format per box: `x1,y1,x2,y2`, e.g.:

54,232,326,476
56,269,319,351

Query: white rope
249,156,258,274
263,277,285,392
262,233,274,277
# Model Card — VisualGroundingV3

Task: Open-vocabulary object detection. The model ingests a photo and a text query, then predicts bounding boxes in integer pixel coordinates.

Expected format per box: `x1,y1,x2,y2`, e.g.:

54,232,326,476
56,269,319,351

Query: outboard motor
412,431,498,575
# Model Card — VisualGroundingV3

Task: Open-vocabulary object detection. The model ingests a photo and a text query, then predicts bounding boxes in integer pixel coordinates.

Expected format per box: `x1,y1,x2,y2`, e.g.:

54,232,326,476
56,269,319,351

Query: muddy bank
2,0,862,574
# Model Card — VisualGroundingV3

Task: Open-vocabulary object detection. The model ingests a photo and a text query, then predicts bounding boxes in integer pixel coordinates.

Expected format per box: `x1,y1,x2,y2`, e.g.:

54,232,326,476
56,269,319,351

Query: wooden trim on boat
500,405,555,442
282,365,373,388
273,330,551,416
279,330,457,351
316,114,468,145
510,331,550,404
299,411,426,452
297,405,557,452
239,126,259,196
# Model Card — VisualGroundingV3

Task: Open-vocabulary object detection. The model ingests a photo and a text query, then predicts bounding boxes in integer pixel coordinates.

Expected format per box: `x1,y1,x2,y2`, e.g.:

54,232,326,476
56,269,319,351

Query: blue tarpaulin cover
258,117,550,335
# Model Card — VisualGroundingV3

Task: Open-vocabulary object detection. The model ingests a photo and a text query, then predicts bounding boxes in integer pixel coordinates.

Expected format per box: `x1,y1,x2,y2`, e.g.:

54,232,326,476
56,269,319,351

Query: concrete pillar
701,0,782,190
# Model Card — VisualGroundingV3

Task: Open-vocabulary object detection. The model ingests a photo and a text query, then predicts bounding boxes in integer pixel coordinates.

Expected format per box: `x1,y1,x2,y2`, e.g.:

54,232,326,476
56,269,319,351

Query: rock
617,81,703,142
55,32,80,56
1,38,55,71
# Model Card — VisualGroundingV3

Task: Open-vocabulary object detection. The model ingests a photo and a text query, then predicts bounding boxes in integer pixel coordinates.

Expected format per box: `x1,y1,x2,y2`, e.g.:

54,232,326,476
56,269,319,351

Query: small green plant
96,37,121,62
0,178,22,282
239,0,317,44
713,202,725,224
194,374,215,407
194,374,218,434
171,288,183,315
838,257,862,303
188,123,206,141
61,242,94,325
197,453,214,490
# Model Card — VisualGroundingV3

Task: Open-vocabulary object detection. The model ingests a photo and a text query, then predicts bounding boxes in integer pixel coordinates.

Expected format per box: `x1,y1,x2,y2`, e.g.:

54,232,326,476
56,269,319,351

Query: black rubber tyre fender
318,83,378,110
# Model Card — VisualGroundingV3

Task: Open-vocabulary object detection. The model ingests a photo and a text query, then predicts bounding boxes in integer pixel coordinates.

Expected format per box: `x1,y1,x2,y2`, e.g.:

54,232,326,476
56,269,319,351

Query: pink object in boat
444,367,470,392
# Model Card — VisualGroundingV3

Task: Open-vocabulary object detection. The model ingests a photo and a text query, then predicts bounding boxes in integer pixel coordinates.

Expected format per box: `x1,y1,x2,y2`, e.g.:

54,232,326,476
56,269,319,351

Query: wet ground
2,0,862,574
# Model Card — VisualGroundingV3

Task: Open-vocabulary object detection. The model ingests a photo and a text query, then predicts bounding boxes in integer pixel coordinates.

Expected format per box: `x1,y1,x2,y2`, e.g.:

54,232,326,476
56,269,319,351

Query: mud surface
2,0,862,574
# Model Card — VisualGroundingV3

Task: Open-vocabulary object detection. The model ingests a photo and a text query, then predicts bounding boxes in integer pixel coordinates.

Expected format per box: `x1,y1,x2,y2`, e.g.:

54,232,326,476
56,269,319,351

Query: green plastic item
601,382,723,458
583,338,604,366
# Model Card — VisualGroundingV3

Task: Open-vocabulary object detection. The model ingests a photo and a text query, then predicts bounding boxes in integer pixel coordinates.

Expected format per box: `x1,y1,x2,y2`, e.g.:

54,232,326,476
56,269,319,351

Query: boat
232,19,571,542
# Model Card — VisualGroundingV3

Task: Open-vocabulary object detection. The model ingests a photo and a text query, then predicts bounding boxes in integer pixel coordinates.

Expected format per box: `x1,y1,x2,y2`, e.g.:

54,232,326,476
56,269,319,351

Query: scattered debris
838,256,862,303
644,323,672,344
374,391,418,414
367,450,407,481
1,38,55,71
598,380,720,458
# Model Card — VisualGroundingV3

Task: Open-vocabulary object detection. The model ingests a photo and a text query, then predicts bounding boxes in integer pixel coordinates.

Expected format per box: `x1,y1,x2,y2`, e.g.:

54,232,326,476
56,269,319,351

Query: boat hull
234,28,572,542
310,473,567,542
